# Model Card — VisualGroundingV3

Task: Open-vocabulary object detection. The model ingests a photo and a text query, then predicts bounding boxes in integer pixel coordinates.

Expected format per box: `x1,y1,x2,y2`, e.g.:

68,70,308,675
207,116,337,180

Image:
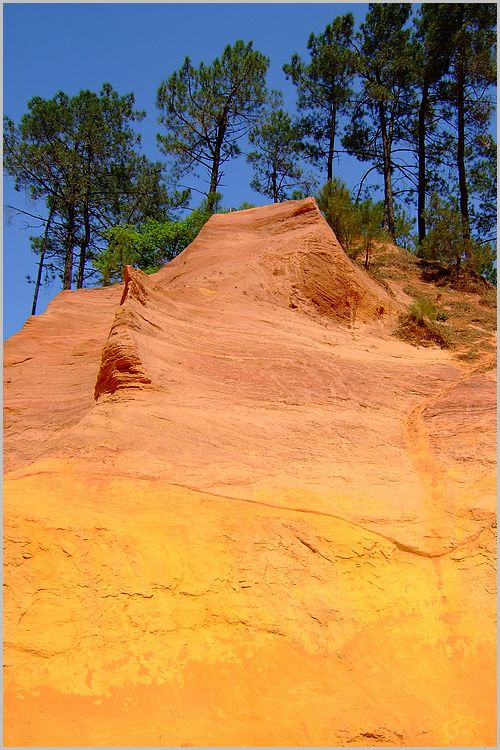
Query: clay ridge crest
94,266,155,399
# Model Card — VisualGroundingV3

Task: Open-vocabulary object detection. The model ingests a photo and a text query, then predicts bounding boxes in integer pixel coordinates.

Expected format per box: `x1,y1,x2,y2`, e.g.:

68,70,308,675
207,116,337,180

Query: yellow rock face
4,200,496,746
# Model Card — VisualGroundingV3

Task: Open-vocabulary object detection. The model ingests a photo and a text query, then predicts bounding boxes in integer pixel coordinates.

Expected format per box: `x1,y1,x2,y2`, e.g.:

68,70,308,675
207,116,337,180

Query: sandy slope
3,199,496,746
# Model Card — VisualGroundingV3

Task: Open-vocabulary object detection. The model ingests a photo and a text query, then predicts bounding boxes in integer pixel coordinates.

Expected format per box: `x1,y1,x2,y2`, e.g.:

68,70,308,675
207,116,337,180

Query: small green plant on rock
408,295,437,323
394,295,450,349
316,178,359,257
316,179,386,266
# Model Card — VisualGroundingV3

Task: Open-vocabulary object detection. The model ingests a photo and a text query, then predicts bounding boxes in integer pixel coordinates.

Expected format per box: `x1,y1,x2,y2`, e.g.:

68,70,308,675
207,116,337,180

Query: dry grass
455,350,481,362
394,315,450,349
359,243,419,284
368,242,498,358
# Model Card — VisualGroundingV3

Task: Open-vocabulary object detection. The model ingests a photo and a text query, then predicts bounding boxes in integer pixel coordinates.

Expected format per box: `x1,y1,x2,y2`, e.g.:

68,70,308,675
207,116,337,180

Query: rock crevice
94,266,154,399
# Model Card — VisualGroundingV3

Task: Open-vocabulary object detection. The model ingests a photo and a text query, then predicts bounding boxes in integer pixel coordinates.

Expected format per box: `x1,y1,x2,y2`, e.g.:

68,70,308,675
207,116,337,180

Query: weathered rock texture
3,198,496,746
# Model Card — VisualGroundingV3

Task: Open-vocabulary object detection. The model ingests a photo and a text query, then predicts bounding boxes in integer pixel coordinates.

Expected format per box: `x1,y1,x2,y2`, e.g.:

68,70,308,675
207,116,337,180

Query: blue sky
3,2,377,338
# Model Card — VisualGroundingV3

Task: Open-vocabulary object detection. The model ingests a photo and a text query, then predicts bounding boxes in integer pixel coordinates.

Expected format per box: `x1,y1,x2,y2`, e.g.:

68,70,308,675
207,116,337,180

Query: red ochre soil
3,198,497,746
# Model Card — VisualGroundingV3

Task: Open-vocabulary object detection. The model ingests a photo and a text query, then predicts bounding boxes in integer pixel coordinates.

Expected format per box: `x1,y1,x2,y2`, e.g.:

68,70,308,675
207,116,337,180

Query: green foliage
446,4,497,96
247,101,304,203
398,294,451,349
316,179,359,257
317,179,386,268
419,194,464,266
419,193,496,282
356,197,386,268
395,310,450,349
415,3,458,86
157,40,269,210
408,295,438,323
96,205,211,285
469,134,497,243
411,3,460,244
466,241,497,286
394,205,416,251
3,85,146,206
342,3,415,238
283,13,356,181
4,84,168,292
429,4,497,243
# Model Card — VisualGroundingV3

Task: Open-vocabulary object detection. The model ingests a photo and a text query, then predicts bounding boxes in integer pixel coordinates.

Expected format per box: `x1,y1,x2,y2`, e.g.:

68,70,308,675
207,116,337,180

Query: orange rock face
4,199,496,746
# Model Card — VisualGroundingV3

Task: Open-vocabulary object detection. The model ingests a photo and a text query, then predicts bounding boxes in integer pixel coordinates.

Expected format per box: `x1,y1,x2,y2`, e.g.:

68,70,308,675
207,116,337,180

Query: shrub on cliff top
408,295,437,323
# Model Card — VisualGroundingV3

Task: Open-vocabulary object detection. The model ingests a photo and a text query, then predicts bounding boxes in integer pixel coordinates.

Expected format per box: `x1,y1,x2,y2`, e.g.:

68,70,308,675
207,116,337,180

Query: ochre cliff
4,198,496,746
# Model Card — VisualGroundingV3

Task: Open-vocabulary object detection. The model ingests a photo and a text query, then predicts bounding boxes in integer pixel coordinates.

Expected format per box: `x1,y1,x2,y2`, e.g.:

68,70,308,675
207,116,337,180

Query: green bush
419,194,463,266
316,178,359,257
419,193,497,284
96,204,212,285
395,304,450,349
408,295,437,323
394,204,416,251
316,179,387,267
356,197,386,268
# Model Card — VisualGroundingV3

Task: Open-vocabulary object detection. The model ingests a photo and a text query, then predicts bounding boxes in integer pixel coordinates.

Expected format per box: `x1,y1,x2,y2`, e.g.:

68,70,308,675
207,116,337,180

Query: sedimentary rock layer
4,198,496,746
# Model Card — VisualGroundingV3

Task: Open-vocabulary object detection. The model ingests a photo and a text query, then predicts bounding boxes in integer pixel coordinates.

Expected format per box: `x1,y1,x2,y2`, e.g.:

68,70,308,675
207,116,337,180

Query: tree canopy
95,205,211,285
157,40,269,212
4,84,169,306
247,99,305,203
342,3,415,239
283,13,357,182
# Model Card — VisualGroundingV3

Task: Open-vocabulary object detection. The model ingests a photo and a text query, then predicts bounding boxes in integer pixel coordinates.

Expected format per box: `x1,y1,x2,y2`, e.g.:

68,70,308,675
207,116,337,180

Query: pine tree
441,3,496,245
342,3,415,239
4,85,167,294
247,101,304,203
28,204,55,315
157,40,269,213
316,178,358,256
283,13,356,182
469,134,497,245
413,3,459,243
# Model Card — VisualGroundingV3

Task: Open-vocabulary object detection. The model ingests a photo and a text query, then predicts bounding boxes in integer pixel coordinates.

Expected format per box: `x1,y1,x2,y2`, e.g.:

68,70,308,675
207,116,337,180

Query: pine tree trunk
207,161,219,213
31,207,54,315
379,105,395,239
417,82,429,247
364,239,370,269
456,55,470,250
208,117,227,213
326,109,337,182
77,198,91,289
272,171,278,203
63,204,76,290
77,147,92,290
